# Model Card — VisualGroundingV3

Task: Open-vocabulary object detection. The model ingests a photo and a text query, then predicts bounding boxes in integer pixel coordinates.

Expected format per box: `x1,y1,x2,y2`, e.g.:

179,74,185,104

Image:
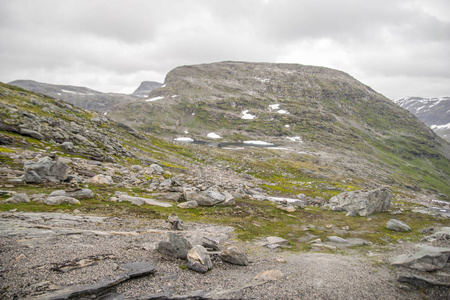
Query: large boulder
23,156,69,182
88,174,113,184
183,186,235,206
3,193,30,204
187,245,213,273
328,187,391,217
157,233,192,259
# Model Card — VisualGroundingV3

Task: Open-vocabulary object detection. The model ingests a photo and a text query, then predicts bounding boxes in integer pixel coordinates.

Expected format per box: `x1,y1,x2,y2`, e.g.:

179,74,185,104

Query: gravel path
0,211,446,299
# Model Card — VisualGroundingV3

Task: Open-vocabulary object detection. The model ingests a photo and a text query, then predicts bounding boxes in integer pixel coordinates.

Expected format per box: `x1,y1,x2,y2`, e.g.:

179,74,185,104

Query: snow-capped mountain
394,97,450,142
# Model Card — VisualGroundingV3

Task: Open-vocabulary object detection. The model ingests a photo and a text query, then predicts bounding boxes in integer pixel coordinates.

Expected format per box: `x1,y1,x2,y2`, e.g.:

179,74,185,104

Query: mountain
132,81,163,97
108,61,450,195
8,79,140,113
394,97,450,142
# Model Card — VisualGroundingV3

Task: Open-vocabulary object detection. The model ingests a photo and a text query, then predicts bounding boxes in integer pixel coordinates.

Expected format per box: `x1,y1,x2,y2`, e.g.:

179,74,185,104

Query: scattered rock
167,213,184,230
20,128,44,140
276,200,296,212
43,196,81,205
151,192,183,202
88,174,114,184
328,187,391,216
3,193,30,203
266,236,289,248
386,219,411,232
389,245,450,271
219,243,248,266
183,185,235,206
177,201,198,209
61,141,74,151
397,273,450,288
187,245,213,273
111,193,172,207
157,233,192,259
328,236,348,243
49,189,94,200
202,236,221,251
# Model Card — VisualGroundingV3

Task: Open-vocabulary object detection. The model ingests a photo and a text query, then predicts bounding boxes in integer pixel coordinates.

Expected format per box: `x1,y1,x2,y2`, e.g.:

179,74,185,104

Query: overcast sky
1,0,449,99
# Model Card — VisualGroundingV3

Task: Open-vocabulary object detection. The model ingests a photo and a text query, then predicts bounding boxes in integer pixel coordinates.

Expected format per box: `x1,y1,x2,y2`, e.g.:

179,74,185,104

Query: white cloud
0,0,448,98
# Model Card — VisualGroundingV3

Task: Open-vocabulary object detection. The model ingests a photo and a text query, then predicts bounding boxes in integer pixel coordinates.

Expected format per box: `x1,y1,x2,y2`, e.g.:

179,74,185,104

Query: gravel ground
0,211,447,299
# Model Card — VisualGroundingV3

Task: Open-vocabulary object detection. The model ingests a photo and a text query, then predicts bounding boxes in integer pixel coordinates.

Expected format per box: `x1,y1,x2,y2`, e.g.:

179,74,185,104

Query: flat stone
266,236,289,247
328,236,348,243
254,269,284,281
389,245,450,271
43,196,81,205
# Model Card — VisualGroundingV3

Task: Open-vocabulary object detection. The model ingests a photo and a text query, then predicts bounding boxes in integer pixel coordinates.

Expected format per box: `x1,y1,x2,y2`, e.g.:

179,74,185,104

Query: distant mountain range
394,97,450,142
8,79,162,113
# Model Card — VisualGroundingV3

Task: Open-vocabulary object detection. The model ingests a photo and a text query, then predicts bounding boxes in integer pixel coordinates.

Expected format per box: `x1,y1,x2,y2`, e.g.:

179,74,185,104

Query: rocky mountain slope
109,61,450,196
8,79,146,113
132,81,163,97
0,81,449,299
394,97,450,142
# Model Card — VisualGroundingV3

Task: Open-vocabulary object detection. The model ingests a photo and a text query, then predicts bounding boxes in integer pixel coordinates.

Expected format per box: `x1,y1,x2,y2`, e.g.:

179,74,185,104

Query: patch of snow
269,104,280,110
174,137,194,142
285,125,290,128
277,110,289,114
57,93,62,96
222,147,245,150
416,105,426,112
286,136,303,142
207,132,222,139
243,140,274,146
255,77,270,83
103,112,107,115
161,84,166,88
145,96,164,102
242,110,256,120
184,130,189,134
61,89,77,94
266,196,300,203
171,95,178,98
430,122,450,130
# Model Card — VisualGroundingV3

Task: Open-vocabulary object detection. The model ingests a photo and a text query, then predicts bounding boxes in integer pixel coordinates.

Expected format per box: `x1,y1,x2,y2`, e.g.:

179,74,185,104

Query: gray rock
43,196,81,205
23,170,43,183
187,245,213,273
202,236,221,251
266,236,289,247
183,185,235,206
114,194,172,207
177,201,199,209
61,141,74,151
24,156,69,182
20,128,44,140
157,233,192,259
386,219,411,232
328,236,348,243
130,165,143,172
167,213,184,230
329,187,391,217
88,174,113,184
150,164,164,174
389,245,450,271
219,243,248,266
397,274,450,288
4,193,30,203
49,189,94,200
152,192,183,202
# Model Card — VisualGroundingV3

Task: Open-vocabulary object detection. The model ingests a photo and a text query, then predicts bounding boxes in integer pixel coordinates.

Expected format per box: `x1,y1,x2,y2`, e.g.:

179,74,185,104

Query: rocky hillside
132,81,163,97
394,97,450,142
108,61,450,195
8,79,140,113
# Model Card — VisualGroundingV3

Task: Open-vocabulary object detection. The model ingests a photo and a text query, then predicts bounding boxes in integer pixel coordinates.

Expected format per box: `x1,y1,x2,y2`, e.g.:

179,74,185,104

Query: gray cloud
0,0,449,98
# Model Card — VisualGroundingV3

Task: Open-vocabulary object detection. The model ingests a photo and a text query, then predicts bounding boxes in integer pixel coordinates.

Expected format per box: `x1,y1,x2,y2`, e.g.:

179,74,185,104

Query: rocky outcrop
219,243,248,266
328,187,391,217
48,189,94,200
389,245,450,272
43,196,81,205
23,156,69,182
